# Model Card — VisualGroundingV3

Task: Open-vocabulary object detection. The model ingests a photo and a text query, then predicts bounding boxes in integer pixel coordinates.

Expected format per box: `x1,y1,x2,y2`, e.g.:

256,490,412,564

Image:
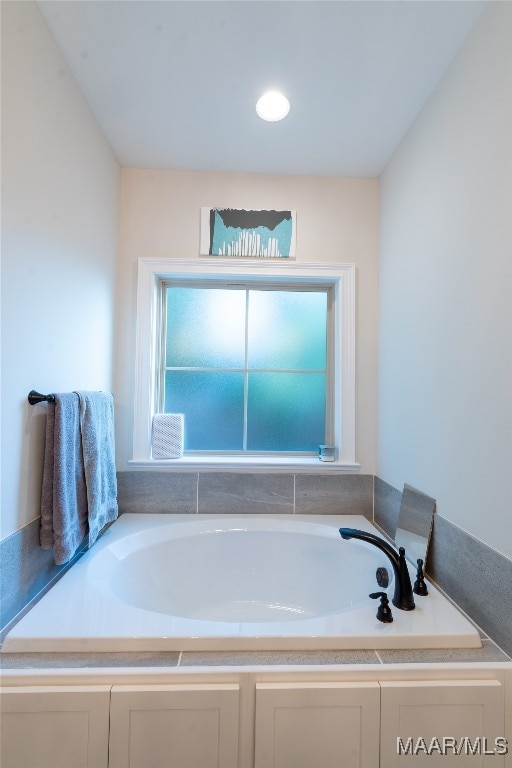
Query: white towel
40,393,88,565
152,413,184,458
76,391,118,548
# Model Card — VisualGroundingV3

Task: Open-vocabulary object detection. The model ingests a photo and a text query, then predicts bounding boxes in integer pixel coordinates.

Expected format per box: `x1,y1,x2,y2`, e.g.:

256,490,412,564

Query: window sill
128,457,361,472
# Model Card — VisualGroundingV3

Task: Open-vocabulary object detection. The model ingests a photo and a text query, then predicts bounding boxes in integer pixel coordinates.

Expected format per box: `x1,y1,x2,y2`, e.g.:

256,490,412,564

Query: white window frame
131,258,357,470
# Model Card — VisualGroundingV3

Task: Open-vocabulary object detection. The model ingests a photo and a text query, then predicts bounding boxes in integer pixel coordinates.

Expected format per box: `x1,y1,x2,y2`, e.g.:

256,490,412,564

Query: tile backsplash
428,514,512,660
116,471,197,514
116,471,374,518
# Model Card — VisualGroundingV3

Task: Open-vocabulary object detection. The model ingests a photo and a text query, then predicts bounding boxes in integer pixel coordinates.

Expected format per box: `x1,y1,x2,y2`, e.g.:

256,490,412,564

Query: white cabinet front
109,683,240,768
1,673,507,768
380,679,505,767
254,681,380,768
0,685,111,768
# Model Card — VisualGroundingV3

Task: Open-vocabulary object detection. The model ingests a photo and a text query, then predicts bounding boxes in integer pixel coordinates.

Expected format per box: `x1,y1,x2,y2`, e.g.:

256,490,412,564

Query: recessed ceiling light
256,90,290,122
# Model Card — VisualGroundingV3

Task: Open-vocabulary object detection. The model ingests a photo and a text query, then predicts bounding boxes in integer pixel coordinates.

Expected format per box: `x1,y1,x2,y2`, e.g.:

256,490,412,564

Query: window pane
246,372,326,451
247,290,327,370
165,371,244,450
166,287,246,368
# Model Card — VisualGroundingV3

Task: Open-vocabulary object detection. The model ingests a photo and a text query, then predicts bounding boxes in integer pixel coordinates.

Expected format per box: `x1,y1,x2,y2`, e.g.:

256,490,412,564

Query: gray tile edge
427,514,512,658
0,651,181,669
2,640,509,670
178,649,382,667
0,518,88,634
378,638,511,665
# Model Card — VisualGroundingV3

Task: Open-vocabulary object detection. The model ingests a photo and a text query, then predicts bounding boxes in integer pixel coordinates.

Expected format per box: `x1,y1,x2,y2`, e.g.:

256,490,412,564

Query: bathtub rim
1,514,482,653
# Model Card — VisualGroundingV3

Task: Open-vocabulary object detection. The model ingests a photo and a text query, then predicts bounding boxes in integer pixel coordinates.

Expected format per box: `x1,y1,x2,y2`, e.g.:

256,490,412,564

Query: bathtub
1,514,481,652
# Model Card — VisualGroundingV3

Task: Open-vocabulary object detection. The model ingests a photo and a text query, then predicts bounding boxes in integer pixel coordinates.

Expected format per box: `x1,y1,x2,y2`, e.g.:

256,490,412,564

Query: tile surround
198,472,294,515
1,471,511,661
428,514,512,659
0,517,86,632
295,473,373,517
116,471,374,517
116,471,197,514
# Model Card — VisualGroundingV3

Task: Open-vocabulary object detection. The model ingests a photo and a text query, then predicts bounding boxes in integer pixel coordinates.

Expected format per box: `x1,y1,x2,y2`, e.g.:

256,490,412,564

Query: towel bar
28,390,55,405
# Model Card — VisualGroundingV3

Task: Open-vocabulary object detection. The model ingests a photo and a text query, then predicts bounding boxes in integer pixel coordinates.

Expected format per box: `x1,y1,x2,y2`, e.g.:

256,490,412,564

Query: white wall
116,169,379,472
0,1,120,540
378,3,512,558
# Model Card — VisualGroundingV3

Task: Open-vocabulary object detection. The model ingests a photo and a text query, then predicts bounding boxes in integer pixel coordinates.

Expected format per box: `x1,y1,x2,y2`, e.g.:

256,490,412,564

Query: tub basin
107,523,391,622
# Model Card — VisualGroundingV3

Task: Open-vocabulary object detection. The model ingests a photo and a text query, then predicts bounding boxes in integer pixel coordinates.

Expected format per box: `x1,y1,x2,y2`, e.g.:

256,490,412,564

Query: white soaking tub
1,514,481,652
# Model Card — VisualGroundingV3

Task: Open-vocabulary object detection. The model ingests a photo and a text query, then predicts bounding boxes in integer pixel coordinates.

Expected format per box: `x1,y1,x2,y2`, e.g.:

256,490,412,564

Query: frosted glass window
247,373,326,451
165,371,244,450
166,287,245,368
164,283,329,454
248,291,327,370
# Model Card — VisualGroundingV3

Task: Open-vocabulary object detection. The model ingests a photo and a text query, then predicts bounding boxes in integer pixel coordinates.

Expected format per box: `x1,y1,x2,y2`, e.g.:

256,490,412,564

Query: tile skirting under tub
1,638,509,670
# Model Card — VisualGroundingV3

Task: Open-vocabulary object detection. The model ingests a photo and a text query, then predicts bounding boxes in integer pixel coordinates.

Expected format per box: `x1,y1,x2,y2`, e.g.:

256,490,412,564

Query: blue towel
40,391,118,564
40,393,88,565
76,391,118,549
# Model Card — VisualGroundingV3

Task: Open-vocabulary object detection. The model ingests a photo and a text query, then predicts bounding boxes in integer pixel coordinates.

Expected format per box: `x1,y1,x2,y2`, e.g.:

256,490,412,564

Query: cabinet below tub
1,666,510,768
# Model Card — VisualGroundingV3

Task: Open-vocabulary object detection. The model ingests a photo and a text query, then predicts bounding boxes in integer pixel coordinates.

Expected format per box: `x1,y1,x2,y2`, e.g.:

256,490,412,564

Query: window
162,283,330,454
132,259,356,468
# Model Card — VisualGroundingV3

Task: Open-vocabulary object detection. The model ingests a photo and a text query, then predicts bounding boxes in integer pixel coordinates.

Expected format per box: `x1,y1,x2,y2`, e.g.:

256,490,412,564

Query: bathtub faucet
339,528,415,611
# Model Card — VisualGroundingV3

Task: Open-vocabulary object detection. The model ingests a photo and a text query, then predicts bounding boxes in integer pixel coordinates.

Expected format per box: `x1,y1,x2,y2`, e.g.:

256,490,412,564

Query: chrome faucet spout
339,528,415,611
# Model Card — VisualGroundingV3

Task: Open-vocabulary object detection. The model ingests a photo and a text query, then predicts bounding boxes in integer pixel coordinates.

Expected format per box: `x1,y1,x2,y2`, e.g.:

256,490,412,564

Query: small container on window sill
319,444,335,462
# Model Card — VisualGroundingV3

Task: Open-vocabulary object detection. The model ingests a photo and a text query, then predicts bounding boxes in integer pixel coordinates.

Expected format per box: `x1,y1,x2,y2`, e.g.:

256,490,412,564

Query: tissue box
152,414,184,459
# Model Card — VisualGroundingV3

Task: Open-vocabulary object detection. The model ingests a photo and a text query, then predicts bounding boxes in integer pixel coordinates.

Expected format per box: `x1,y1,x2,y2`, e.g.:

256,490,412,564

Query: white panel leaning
152,414,184,459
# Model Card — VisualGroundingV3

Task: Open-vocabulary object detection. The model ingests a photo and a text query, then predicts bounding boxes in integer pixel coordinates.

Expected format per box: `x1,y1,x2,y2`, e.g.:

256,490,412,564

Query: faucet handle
413,558,429,596
369,591,393,623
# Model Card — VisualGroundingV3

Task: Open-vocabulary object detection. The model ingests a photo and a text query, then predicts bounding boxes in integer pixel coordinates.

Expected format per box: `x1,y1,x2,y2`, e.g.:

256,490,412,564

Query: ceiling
37,0,487,178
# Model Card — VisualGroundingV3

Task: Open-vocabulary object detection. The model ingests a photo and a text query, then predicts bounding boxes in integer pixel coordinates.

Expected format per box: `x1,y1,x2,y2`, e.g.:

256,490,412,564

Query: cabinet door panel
109,683,239,768
255,681,380,768
0,685,110,768
380,679,505,768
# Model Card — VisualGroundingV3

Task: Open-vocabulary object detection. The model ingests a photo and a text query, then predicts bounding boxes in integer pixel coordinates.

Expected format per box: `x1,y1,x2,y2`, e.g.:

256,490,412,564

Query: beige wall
378,3,512,557
116,169,379,471
0,1,120,540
